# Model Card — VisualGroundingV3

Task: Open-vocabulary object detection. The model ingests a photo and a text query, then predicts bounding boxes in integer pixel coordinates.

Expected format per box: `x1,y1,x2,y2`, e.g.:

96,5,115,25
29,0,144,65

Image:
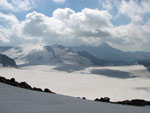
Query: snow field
0,83,150,113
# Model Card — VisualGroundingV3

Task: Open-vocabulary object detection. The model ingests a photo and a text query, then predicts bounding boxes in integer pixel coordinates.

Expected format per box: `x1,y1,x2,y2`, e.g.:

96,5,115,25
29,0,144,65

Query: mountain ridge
69,43,150,62
0,44,150,67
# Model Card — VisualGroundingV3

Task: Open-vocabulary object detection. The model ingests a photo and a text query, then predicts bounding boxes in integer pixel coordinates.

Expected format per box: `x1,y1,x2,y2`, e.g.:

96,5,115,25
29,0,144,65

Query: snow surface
0,82,150,113
3,45,54,65
0,65,150,101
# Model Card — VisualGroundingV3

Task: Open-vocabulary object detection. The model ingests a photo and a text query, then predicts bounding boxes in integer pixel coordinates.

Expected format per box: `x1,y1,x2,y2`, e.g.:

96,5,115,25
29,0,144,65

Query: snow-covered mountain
69,43,133,62
69,43,150,63
2,45,93,66
1,44,150,67
0,82,150,113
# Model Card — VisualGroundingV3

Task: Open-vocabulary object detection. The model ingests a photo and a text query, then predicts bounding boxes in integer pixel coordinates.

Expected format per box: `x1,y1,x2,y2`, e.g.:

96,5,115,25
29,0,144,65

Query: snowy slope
3,45,54,65
3,45,92,66
51,45,92,65
0,82,150,113
0,65,150,101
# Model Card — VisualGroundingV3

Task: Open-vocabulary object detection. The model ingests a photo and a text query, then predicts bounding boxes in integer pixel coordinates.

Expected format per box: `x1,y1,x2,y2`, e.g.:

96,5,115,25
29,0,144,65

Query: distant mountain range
0,43,150,67
69,43,150,62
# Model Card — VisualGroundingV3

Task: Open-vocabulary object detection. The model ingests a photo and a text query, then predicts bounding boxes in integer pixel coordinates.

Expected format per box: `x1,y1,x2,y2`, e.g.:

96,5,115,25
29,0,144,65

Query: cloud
0,12,19,43
0,27,10,43
53,8,75,20
0,0,35,12
99,0,113,10
119,0,150,16
52,0,66,4
118,0,150,24
0,12,19,25
21,8,113,46
109,20,150,51
0,12,24,45
0,5,150,51
100,0,150,24
23,11,51,37
99,0,120,11
97,0,150,51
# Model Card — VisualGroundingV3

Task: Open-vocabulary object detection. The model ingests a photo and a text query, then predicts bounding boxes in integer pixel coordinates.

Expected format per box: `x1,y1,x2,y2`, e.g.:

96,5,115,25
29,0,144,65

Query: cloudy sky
0,0,150,51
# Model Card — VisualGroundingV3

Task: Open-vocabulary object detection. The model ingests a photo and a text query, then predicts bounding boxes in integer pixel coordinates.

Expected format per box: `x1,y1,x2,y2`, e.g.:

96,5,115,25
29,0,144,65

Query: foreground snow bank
0,83,150,113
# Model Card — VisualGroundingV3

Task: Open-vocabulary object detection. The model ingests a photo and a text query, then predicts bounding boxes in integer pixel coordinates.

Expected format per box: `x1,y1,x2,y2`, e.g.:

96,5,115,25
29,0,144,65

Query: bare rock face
148,67,150,71
95,97,110,102
116,99,150,106
0,76,55,94
0,54,17,67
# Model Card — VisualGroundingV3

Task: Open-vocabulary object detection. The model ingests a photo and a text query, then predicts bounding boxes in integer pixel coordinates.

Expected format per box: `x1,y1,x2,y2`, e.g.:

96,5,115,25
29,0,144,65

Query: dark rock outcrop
147,67,150,71
44,88,53,93
137,60,150,71
0,76,55,94
115,99,150,106
0,54,17,67
82,97,86,100
95,97,110,102
10,78,15,82
33,87,43,92
137,59,150,67
94,97,150,106
0,46,12,53
19,82,32,89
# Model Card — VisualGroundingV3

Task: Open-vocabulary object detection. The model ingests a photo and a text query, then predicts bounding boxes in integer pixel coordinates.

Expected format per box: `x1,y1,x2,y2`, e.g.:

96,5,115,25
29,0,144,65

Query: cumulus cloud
52,0,66,4
21,8,113,46
119,0,150,17
108,20,150,51
0,0,35,12
0,27,10,43
99,0,113,10
99,0,120,11
0,12,25,45
100,0,150,24
96,0,150,51
0,12,18,44
21,7,150,50
116,0,150,24
0,4,150,51
113,0,150,50
23,11,51,37
0,12,19,25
